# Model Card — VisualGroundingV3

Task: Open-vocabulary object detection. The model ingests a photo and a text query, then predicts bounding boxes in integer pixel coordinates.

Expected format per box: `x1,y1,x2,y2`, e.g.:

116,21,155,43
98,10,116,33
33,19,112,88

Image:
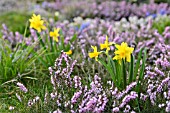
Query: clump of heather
1,24,37,46
46,52,139,112
25,48,168,112
47,51,78,111
42,0,170,20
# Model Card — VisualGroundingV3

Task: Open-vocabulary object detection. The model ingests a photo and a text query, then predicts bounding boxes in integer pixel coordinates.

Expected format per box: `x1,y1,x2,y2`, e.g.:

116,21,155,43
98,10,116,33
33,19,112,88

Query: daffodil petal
89,53,96,58
65,50,72,55
100,44,106,50
126,55,131,62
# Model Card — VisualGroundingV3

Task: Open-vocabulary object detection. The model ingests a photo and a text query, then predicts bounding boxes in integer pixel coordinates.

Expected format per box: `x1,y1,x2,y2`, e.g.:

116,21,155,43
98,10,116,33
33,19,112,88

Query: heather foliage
0,1,170,113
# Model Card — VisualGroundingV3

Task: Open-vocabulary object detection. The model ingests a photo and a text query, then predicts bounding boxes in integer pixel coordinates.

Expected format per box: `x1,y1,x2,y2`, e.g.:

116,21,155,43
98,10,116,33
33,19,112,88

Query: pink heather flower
146,71,157,78
70,110,76,113
163,27,170,35
53,109,62,113
71,90,82,104
17,82,28,93
157,85,163,93
164,33,170,39
28,96,40,107
123,105,131,113
35,96,40,101
154,67,165,77
162,77,170,85
73,76,82,89
131,111,136,113
125,82,137,93
9,106,15,110
140,93,148,101
165,101,170,112
85,97,97,111
44,92,48,104
168,90,170,99
156,58,170,69
112,107,119,113
119,91,138,108
50,92,57,100
16,93,22,102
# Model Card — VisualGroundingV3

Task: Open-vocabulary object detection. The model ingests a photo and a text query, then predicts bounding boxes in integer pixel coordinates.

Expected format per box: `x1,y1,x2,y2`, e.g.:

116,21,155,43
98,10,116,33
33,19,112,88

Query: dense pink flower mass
42,1,170,20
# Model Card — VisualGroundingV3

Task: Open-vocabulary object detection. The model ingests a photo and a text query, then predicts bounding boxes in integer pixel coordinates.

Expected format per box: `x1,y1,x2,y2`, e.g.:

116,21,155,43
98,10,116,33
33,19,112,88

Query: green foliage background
0,12,31,34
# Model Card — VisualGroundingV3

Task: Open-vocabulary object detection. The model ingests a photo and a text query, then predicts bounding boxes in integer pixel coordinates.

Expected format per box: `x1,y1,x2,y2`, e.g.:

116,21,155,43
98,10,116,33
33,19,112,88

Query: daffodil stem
122,59,126,89
37,33,52,66
136,98,141,112
38,36,46,50
36,32,47,50
50,36,54,52
129,54,134,84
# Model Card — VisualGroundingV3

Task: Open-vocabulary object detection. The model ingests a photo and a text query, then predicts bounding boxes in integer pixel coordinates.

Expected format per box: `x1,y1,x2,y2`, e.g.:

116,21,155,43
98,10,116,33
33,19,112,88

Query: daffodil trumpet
113,42,134,64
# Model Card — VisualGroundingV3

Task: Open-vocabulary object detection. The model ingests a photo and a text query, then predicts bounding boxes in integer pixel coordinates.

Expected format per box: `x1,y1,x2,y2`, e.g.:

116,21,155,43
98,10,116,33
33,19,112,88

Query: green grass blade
128,54,134,84
70,34,77,43
50,36,54,52
139,48,147,81
136,48,147,97
133,48,143,81
108,57,118,86
98,58,115,82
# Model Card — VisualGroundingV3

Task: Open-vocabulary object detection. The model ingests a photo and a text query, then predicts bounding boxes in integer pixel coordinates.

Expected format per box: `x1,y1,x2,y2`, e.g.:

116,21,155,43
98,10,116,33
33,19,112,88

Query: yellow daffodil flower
65,50,72,55
29,14,46,32
113,42,134,63
100,36,114,54
88,46,101,61
50,28,60,42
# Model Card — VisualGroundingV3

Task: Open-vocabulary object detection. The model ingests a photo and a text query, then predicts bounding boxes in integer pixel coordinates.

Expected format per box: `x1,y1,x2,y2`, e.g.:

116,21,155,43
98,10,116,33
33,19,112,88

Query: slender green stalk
136,48,147,108
117,62,122,88
50,36,54,52
136,98,141,112
108,57,117,86
133,48,143,81
38,36,46,50
24,21,29,38
122,59,126,89
129,54,134,84
139,48,147,81
36,33,52,66
98,58,115,82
